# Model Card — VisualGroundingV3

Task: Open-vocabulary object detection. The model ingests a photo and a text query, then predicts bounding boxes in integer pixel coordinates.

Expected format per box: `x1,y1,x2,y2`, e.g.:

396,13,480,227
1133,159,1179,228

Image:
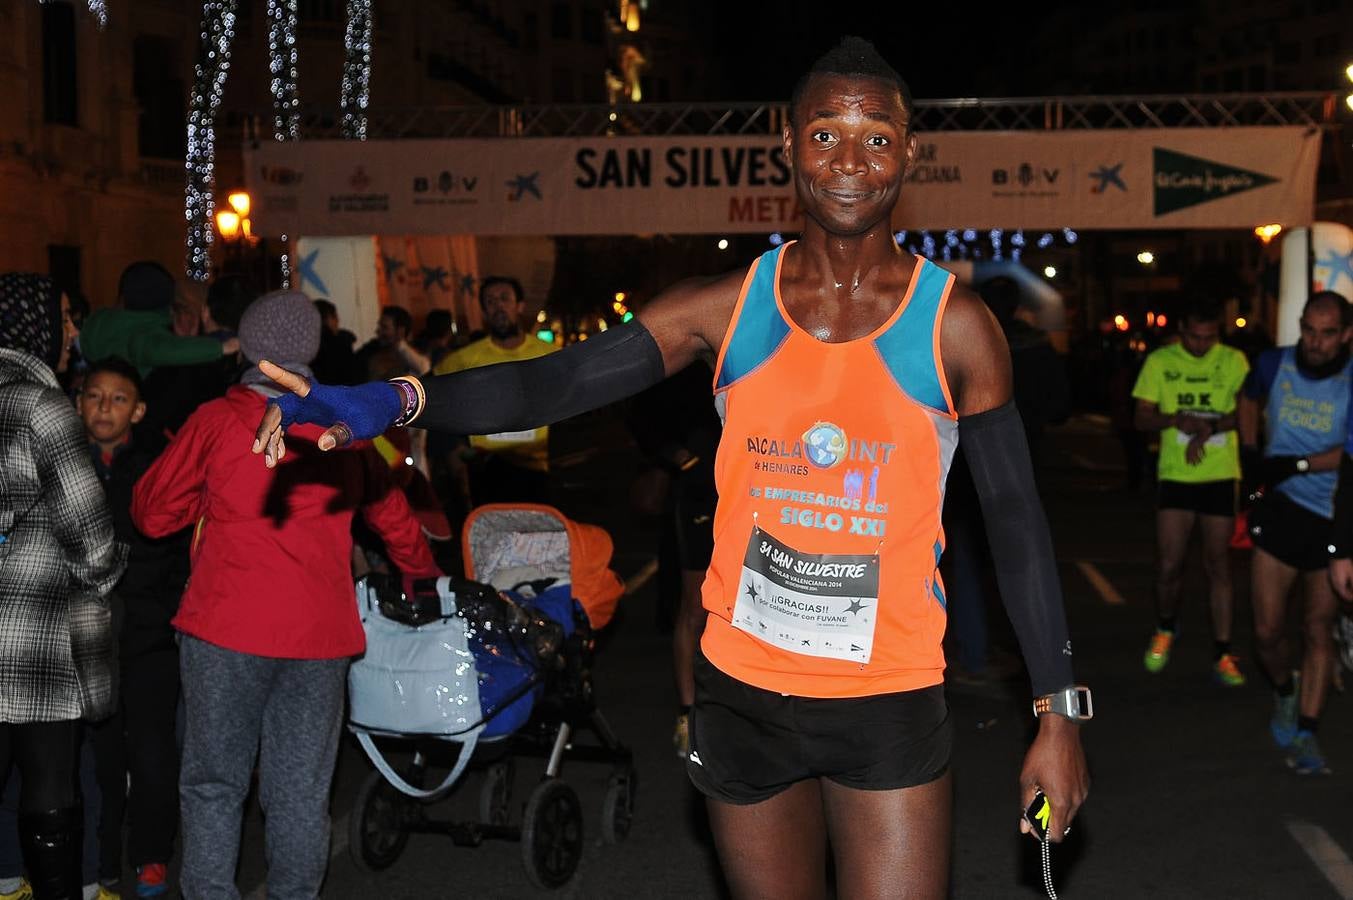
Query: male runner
251,38,1089,899
432,276,558,505
1238,290,1352,776
1134,300,1250,685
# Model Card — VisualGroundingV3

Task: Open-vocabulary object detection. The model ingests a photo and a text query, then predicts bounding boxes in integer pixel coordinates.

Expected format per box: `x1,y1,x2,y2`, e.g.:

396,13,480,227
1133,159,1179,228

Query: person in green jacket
80,262,237,377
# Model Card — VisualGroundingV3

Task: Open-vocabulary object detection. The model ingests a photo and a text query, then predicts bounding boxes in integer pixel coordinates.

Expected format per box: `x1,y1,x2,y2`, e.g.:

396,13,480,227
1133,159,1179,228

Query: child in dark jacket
80,357,189,898
131,291,439,897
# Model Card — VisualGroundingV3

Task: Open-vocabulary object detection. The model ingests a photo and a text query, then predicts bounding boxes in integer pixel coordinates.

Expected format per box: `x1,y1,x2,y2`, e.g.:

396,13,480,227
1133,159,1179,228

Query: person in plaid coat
0,272,126,899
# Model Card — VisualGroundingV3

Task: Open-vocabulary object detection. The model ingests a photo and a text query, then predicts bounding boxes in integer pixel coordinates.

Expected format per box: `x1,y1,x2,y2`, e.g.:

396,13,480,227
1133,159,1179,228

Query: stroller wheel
479,760,514,826
600,766,637,844
521,778,584,889
349,770,411,872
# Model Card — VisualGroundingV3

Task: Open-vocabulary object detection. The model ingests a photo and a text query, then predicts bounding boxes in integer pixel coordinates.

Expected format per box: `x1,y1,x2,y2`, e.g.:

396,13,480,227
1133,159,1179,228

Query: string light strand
36,0,106,30
341,0,374,140
279,234,291,289
267,0,300,142
85,0,106,29
184,0,238,282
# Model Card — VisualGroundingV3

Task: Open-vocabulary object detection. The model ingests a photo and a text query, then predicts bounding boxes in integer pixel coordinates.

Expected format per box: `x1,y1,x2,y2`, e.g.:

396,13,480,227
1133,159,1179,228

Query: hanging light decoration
184,0,239,282
267,0,300,141
37,0,106,30
279,234,291,289
894,225,1087,262
341,0,374,140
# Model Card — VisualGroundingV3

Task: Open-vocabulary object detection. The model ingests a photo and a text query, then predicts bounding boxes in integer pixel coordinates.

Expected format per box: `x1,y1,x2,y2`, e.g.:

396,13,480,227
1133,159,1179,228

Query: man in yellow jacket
433,276,558,505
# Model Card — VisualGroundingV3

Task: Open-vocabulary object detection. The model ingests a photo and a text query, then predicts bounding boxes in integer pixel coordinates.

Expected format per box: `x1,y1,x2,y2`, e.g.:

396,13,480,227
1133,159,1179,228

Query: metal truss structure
267,92,1342,140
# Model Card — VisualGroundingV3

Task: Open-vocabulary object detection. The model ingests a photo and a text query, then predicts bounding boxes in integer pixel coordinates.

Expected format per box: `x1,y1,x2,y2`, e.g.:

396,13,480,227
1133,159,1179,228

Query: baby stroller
346,503,635,889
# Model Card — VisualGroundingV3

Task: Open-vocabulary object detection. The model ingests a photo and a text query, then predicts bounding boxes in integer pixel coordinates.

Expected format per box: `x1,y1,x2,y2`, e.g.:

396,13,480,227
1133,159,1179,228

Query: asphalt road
207,412,1353,898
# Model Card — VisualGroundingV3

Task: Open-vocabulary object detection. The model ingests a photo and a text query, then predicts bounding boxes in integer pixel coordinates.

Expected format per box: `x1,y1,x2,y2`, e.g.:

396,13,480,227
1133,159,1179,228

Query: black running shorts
685,651,952,805
1157,479,1236,518
1249,490,1333,572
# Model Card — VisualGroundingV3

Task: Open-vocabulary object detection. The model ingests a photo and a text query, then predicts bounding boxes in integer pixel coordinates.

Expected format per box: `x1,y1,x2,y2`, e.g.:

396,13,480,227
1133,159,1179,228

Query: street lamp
1254,224,1282,244
227,191,251,220
214,190,264,286
215,210,241,240
215,190,256,245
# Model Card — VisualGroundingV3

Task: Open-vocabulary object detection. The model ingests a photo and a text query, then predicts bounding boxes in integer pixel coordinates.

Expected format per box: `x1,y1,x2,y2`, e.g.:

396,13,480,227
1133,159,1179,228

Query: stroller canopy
462,503,624,630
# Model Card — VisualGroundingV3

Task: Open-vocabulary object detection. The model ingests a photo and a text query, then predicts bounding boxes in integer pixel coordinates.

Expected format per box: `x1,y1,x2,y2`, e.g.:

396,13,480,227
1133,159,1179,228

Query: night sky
709,4,1048,101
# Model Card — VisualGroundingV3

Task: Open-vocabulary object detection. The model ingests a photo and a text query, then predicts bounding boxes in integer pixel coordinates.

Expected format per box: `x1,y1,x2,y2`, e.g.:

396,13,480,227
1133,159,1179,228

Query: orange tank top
701,242,958,698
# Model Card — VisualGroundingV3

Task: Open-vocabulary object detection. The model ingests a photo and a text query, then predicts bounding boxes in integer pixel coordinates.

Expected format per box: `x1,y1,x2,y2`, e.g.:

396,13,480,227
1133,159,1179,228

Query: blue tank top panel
1266,347,1353,518
715,246,791,393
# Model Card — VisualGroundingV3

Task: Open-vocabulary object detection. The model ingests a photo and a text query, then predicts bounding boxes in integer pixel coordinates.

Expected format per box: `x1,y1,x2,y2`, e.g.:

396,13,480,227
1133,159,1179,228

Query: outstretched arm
940,288,1088,844
251,269,744,467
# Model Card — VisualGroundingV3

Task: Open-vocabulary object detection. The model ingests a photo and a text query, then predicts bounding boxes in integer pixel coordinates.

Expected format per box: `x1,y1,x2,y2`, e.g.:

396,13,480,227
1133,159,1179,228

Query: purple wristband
390,379,418,425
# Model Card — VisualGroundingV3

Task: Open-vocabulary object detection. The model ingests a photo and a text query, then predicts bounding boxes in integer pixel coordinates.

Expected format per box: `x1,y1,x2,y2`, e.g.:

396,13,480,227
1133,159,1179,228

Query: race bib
483,429,540,443
1175,430,1226,448
732,526,880,663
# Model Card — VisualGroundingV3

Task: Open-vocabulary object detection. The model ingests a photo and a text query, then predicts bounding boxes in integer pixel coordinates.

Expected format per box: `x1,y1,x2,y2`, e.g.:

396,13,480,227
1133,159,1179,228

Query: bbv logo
992,166,1060,186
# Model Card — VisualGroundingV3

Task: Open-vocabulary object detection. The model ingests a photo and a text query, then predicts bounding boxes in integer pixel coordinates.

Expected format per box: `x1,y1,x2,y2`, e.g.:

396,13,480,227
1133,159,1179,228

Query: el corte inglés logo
1152,148,1277,216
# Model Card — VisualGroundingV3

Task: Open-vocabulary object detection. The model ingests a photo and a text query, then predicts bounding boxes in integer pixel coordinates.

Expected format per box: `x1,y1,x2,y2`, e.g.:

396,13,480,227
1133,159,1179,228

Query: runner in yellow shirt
1132,299,1250,685
433,276,558,504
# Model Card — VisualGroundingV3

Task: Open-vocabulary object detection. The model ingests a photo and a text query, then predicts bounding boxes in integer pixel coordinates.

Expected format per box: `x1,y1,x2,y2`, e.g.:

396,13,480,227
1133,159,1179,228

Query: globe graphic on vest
803,422,848,468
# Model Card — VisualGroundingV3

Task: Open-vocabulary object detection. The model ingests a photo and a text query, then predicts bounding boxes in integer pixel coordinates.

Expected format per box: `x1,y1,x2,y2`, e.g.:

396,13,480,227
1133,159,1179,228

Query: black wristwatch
1032,685,1093,721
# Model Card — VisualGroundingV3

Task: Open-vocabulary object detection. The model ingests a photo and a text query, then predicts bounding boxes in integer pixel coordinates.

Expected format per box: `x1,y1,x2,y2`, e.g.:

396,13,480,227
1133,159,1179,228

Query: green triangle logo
1153,148,1278,216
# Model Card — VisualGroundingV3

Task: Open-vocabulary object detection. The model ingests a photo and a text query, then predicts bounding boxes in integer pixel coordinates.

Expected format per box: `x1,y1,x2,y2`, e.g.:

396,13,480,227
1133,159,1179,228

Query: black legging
0,721,78,813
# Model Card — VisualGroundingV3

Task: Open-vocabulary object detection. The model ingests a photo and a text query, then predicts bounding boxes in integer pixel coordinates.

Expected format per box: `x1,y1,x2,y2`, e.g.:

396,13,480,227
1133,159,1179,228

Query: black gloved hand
1240,445,1264,502
1261,455,1308,488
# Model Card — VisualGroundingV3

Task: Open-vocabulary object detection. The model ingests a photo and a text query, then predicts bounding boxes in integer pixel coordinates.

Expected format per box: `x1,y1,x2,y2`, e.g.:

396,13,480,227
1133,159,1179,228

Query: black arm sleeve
416,321,668,435
959,401,1075,696
1330,453,1353,560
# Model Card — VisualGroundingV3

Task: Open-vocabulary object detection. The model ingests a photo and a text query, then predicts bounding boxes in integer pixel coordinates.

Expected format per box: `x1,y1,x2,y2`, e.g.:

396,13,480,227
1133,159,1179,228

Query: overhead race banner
244,126,1318,236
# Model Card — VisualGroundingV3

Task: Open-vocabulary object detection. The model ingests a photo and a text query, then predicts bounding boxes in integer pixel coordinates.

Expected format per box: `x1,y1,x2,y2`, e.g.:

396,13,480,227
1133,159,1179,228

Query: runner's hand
1261,455,1306,486
1331,558,1353,602
1019,714,1088,844
250,360,404,467
1185,435,1207,465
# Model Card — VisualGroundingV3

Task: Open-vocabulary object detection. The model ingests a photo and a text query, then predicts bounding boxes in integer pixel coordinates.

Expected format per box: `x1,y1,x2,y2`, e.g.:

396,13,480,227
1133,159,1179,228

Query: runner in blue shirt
1239,290,1353,776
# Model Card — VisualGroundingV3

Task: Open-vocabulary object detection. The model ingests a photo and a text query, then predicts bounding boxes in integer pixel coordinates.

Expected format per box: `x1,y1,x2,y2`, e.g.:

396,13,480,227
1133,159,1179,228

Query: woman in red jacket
132,291,437,899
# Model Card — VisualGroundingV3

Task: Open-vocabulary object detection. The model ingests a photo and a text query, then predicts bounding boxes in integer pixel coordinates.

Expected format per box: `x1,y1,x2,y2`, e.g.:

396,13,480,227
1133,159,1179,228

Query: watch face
1073,687,1093,719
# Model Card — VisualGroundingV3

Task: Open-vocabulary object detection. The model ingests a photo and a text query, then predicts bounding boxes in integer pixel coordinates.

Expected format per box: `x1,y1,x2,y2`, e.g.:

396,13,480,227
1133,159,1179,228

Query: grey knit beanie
237,289,320,366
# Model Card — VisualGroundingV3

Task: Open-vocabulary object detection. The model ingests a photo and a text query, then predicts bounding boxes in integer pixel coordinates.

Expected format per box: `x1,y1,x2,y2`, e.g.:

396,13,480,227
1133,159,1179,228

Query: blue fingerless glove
271,380,403,441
